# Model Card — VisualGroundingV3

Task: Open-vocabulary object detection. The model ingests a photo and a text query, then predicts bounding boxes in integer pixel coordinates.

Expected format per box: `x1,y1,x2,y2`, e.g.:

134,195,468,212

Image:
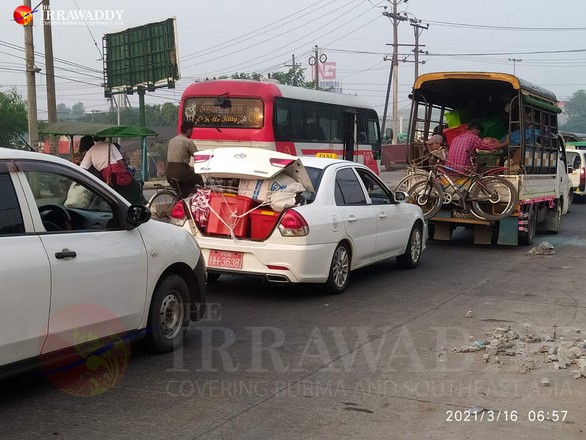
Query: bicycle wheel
394,171,429,193
408,180,443,220
147,190,180,220
469,176,518,221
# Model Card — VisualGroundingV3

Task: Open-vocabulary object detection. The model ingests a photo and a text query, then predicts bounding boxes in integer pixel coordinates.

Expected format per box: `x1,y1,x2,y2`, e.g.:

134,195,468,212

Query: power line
180,0,336,62
422,19,586,32
184,0,362,73
429,48,586,57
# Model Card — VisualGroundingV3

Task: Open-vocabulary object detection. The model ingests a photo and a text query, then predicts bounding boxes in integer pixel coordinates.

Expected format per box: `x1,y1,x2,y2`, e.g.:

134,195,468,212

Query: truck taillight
580,167,585,191
278,210,309,236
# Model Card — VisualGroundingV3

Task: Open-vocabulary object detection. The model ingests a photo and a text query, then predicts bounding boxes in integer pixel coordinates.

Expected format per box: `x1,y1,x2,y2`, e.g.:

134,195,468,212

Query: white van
565,144,586,199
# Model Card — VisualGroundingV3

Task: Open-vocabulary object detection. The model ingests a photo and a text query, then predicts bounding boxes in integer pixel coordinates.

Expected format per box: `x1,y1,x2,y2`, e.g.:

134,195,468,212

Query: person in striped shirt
446,122,509,174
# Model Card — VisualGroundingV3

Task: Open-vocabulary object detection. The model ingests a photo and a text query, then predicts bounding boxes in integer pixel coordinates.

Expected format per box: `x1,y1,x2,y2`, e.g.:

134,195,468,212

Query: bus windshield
183,97,264,129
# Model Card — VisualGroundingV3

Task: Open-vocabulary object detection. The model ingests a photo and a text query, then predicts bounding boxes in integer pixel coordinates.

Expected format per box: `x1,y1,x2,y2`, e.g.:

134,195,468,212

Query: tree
565,90,586,119
71,102,86,119
562,90,586,133
56,103,71,120
0,89,27,147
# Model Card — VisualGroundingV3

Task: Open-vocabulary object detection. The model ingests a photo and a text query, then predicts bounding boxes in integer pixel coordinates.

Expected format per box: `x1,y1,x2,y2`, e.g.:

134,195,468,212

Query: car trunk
177,148,315,241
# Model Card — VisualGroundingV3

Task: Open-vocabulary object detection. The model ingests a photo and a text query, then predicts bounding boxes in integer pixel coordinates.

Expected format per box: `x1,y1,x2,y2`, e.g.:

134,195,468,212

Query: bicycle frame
418,161,509,216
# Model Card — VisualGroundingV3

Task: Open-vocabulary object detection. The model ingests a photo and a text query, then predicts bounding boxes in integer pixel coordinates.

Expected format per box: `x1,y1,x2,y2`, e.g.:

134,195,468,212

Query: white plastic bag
64,183,94,209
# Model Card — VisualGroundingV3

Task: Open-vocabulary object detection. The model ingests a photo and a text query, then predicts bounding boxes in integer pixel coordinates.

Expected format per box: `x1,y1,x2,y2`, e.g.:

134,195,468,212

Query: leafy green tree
565,90,586,118
158,102,179,125
71,102,86,119
0,89,27,146
561,90,586,133
56,103,71,120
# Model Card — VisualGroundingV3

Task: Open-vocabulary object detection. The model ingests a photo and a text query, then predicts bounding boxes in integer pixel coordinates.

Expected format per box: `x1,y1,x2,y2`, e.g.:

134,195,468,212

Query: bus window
304,102,324,141
274,98,290,141
317,104,332,141
357,110,367,143
331,106,344,142
366,109,380,145
290,101,304,140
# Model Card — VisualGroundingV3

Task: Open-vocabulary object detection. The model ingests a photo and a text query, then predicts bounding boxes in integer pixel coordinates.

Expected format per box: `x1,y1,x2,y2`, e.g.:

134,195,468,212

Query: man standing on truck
166,121,204,197
447,122,509,173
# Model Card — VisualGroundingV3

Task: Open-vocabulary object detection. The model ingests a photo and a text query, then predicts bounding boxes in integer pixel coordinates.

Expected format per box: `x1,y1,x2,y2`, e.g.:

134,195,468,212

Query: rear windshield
183,97,264,129
303,166,324,203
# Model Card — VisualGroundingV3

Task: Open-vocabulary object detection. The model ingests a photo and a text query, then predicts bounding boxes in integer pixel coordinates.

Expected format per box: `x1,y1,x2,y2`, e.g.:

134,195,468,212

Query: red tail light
278,210,309,236
270,158,295,168
580,167,585,191
193,154,213,163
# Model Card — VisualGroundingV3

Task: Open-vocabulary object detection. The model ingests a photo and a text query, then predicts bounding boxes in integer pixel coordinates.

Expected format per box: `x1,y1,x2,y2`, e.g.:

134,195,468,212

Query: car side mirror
568,165,574,173
127,204,151,228
394,191,407,202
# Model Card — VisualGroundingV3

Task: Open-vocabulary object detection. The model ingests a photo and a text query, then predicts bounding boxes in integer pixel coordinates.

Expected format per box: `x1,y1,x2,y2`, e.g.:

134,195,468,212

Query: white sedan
0,148,206,379
184,148,426,293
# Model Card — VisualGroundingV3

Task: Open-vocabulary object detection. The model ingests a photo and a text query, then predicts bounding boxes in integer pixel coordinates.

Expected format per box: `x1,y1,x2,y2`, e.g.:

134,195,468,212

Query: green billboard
103,18,179,97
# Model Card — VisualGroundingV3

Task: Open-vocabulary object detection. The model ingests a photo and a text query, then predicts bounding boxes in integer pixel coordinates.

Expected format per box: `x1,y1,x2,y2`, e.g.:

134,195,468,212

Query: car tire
396,223,423,269
326,242,350,294
144,274,190,353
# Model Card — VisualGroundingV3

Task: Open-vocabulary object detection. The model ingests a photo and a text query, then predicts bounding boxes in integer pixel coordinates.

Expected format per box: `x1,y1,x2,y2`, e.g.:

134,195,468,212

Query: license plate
208,250,243,269
451,210,476,220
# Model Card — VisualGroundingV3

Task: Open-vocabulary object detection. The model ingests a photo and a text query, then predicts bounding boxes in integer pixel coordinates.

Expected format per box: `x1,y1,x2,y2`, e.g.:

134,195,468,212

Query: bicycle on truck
406,157,518,221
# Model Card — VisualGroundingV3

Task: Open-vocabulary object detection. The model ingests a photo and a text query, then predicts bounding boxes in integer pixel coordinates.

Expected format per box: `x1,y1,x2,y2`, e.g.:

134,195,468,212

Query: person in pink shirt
446,122,509,174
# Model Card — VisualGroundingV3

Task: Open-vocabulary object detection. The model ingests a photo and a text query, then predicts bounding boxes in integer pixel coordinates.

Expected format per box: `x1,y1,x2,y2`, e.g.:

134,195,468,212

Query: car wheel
144,274,190,353
396,223,422,269
326,242,350,294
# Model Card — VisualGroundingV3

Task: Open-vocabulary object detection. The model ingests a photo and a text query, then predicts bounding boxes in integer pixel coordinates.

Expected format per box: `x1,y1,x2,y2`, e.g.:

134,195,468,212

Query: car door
0,164,51,367
566,151,580,189
355,168,411,257
333,167,377,266
15,160,149,355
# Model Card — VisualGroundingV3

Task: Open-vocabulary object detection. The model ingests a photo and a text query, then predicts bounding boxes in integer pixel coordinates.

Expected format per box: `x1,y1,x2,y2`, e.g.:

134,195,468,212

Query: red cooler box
206,193,257,237
249,209,281,240
443,124,468,146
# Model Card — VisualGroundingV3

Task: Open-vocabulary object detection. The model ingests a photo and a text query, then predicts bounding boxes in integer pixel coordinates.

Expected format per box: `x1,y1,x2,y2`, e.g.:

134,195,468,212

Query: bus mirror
385,128,393,142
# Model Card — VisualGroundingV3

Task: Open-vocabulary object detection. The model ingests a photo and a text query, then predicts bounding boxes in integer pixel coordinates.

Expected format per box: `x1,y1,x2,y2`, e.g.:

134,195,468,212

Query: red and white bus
179,79,382,173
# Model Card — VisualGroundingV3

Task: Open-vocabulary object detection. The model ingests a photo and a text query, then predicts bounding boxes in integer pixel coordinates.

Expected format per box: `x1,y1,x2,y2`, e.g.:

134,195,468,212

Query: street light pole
508,58,522,75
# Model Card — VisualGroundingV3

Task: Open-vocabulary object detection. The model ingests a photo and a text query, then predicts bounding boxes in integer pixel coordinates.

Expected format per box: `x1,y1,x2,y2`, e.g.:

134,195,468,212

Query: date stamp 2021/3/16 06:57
446,409,568,422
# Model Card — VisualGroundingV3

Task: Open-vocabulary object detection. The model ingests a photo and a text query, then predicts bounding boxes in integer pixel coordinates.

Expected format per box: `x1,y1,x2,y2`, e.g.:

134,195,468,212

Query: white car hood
193,147,315,192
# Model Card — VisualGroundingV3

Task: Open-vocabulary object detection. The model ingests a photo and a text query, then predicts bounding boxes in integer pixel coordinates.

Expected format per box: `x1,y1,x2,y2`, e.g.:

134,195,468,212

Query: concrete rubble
526,241,555,255
451,324,586,378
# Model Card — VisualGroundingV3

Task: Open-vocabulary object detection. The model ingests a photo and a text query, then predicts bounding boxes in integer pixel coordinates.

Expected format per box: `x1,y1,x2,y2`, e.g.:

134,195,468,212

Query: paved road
1,202,585,440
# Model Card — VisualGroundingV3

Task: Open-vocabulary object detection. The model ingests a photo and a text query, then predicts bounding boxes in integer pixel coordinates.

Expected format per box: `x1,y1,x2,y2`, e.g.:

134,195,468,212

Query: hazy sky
2,0,586,121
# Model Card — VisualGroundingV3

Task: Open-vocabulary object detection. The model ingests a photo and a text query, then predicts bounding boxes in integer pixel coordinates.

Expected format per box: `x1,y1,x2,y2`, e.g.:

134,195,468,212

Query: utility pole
284,54,302,86
381,1,408,144
24,0,39,150
410,18,428,81
312,45,319,90
308,45,327,90
42,0,58,154
508,58,522,75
